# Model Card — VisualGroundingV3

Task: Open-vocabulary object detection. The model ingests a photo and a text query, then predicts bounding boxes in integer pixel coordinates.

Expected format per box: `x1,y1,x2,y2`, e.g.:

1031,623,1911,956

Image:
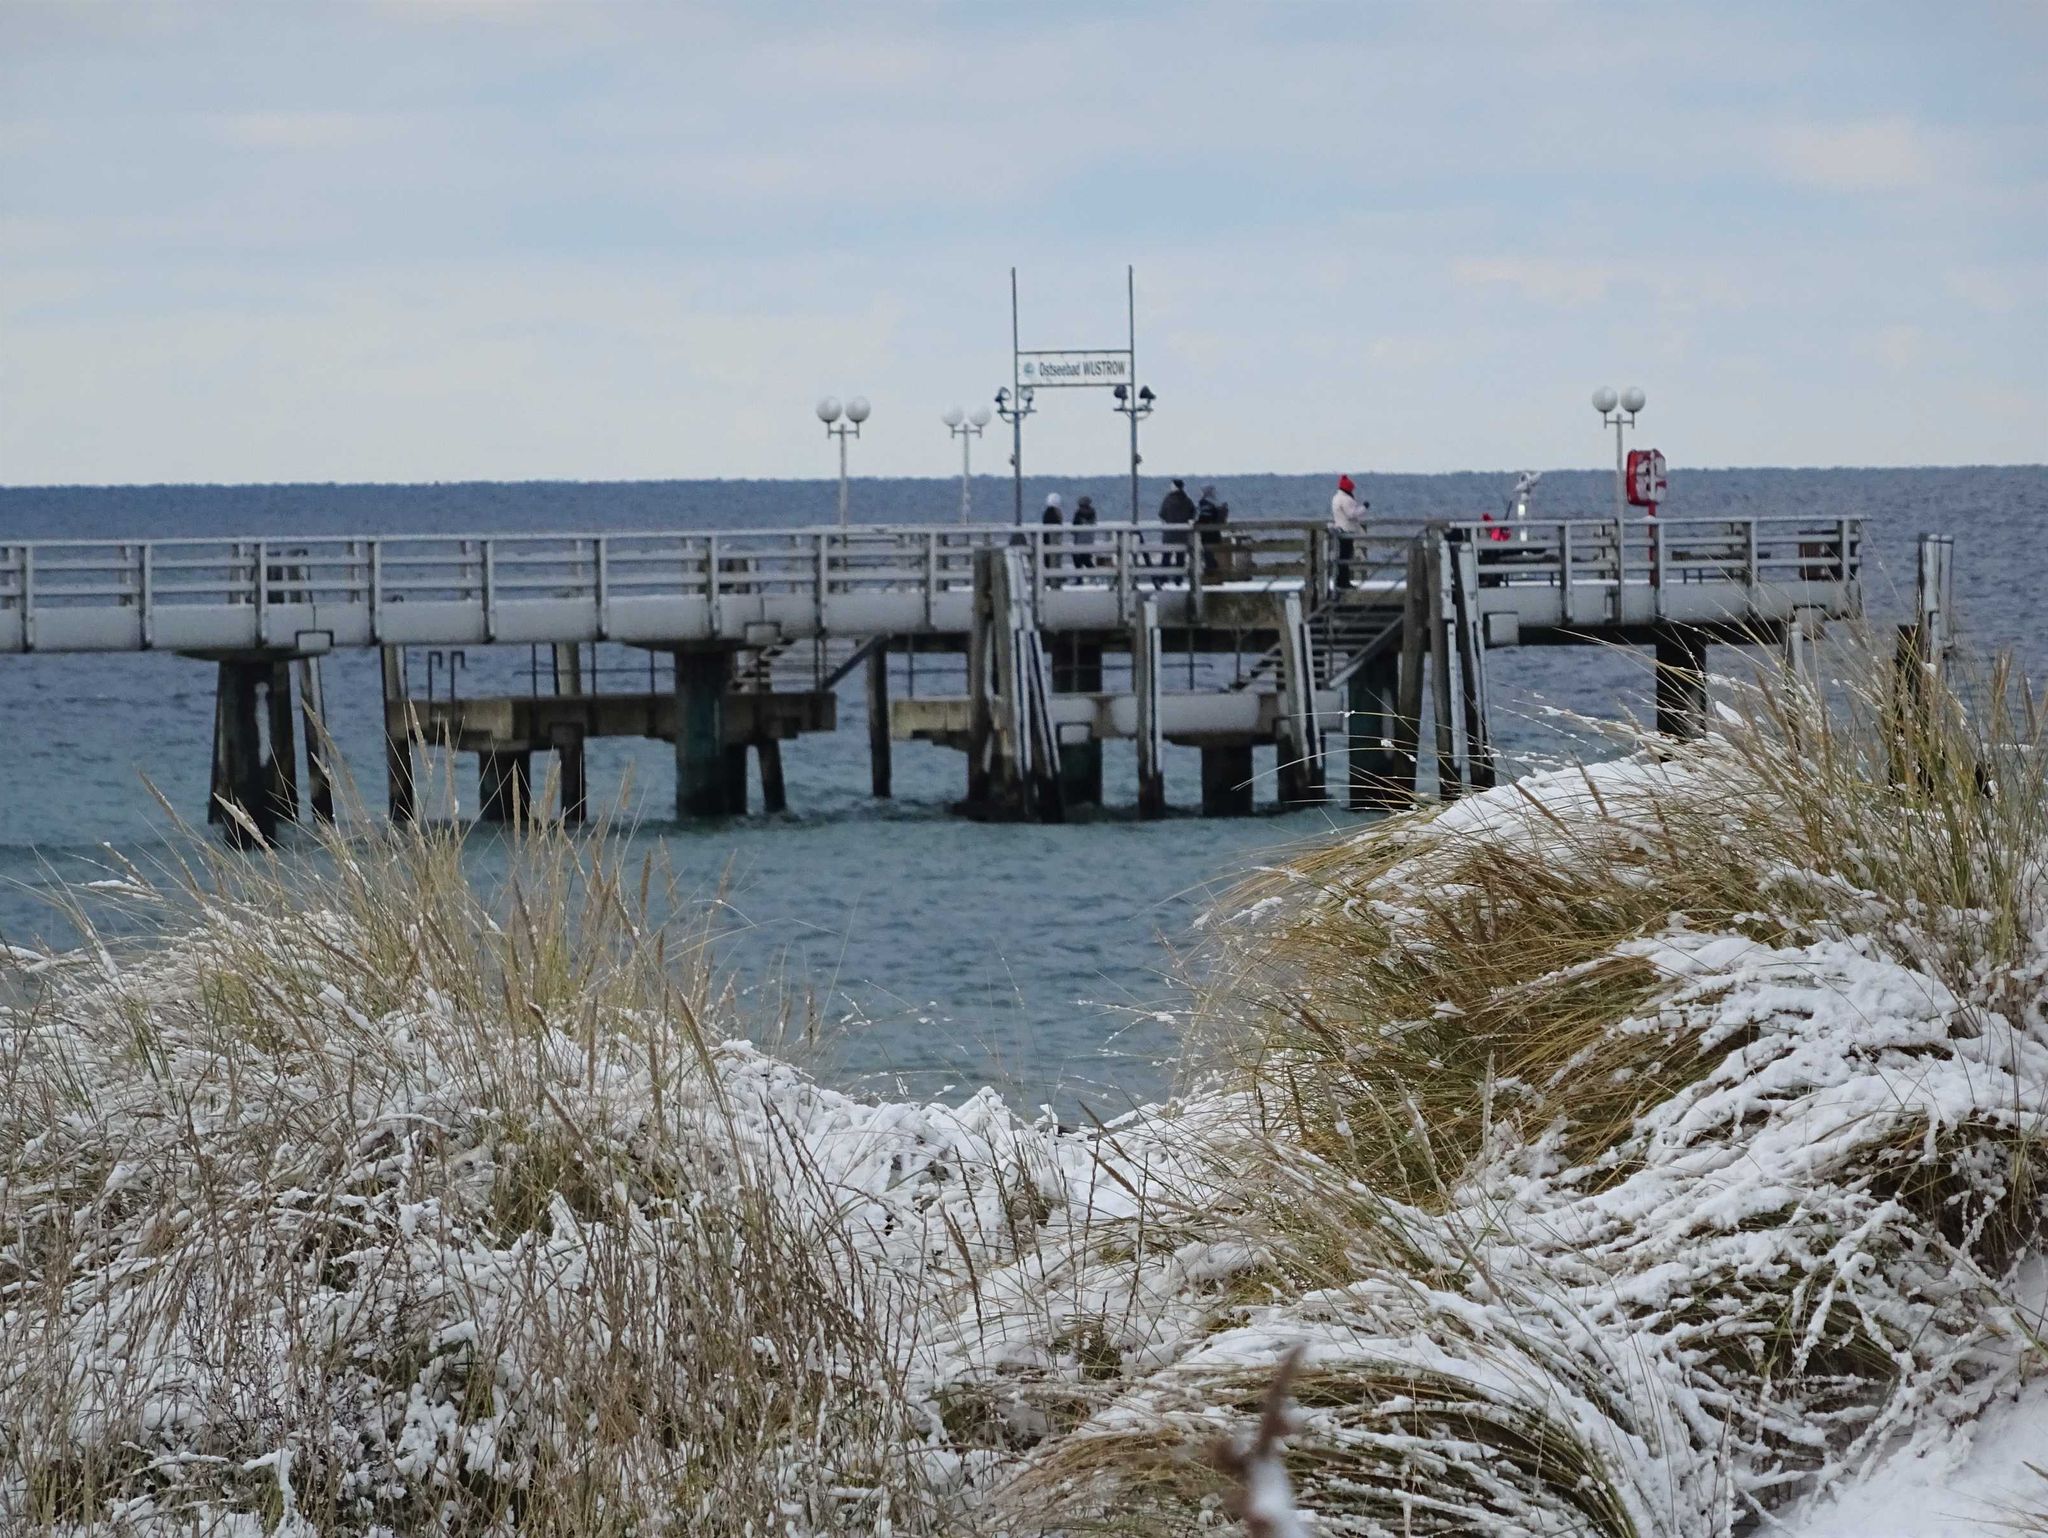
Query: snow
5,731,2047,1533
1782,1374,2048,1536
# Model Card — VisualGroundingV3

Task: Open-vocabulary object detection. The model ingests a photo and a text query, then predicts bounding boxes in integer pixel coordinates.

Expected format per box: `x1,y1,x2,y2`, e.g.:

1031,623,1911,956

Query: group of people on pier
1018,471,1375,587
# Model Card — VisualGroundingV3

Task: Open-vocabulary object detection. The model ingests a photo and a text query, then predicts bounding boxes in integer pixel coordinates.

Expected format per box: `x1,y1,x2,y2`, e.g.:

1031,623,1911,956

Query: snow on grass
4,640,2046,1535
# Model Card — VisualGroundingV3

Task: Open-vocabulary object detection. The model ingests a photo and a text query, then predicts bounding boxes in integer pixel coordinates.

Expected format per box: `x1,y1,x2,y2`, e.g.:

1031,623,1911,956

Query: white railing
0,516,1860,655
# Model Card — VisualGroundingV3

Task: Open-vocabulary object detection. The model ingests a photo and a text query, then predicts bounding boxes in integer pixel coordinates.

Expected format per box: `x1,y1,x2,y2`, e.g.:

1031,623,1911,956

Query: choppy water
3,465,2042,1107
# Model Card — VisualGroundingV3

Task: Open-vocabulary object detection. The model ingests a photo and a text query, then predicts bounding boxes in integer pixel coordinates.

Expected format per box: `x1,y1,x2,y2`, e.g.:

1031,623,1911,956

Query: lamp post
1110,383,1156,524
1592,386,1645,566
817,395,872,528
942,405,992,523
994,384,1036,527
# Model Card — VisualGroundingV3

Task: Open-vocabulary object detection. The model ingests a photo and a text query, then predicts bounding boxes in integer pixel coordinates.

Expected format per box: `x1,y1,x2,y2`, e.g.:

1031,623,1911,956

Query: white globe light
845,396,872,424
816,396,842,424
941,405,965,428
968,405,992,429
1620,385,1647,413
1591,387,1619,414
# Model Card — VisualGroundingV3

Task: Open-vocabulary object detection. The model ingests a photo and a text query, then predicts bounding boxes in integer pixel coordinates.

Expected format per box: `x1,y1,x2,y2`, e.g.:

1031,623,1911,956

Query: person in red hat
1330,474,1368,590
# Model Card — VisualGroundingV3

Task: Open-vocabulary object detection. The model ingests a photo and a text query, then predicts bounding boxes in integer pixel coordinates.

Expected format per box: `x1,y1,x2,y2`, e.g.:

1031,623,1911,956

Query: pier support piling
1392,539,1429,800
263,661,300,828
297,657,335,824
1652,626,1710,740
1056,640,1104,809
867,643,893,799
381,646,416,824
1347,648,1404,810
1133,602,1166,818
478,751,531,823
757,736,788,814
551,726,588,824
1200,744,1255,818
674,649,737,819
209,659,272,846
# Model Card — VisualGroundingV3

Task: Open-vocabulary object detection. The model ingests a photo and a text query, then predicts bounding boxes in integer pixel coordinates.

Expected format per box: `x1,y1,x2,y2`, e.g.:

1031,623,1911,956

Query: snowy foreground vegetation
5,650,2048,1536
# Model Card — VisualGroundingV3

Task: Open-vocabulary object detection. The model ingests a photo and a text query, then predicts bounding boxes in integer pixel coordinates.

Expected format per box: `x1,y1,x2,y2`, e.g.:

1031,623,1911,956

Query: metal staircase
1233,595,1405,692
733,634,881,693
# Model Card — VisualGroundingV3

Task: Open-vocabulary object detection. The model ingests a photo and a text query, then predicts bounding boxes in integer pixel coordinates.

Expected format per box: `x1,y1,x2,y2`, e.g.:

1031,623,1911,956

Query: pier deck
0,515,1862,833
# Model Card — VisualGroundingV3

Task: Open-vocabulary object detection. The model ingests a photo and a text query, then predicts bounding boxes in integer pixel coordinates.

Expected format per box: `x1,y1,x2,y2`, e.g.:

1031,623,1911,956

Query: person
1157,477,1197,584
1071,494,1098,570
1330,474,1368,590
1195,484,1229,576
1040,492,1065,579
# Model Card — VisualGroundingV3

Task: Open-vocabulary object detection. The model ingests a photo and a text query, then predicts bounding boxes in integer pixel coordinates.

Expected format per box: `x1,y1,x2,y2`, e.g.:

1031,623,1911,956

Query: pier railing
0,515,1859,655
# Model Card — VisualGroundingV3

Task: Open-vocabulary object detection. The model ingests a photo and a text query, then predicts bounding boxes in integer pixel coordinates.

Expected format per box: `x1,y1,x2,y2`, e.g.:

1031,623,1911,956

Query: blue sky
2,1,2042,484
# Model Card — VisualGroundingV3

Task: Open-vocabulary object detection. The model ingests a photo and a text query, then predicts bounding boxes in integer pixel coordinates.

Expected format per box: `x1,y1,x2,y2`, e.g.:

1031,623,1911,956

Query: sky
1,1,2043,486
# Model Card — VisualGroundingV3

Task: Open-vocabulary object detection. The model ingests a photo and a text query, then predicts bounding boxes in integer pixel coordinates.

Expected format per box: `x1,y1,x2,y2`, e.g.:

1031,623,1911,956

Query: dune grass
5,630,2046,1536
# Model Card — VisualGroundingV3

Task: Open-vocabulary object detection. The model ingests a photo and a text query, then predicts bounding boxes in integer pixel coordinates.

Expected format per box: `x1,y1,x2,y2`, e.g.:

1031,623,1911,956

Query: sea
3,465,2042,1112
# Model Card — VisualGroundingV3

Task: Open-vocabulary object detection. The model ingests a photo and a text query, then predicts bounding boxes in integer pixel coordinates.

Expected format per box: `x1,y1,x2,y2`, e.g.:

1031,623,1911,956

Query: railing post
595,536,610,640
254,539,268,648
706,533,722,636
1559,523,1574,626
1652,516,1666,617
924,530,938,629
19,546,34,653
1838,516,1852,583
1116,526,1134,628
139,544,154,649
482,539,497,642
1032,527,1047,612
815,533,829,632
369,540,384,641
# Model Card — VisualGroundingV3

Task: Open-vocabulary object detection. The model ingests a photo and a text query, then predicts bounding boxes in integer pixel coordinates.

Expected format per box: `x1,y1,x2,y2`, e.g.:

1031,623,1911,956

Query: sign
1627,448,1668,509
1017,349,1132,389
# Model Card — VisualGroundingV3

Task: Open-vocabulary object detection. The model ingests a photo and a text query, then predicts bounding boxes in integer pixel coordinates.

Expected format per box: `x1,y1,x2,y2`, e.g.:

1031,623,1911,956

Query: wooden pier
0,515,1865,836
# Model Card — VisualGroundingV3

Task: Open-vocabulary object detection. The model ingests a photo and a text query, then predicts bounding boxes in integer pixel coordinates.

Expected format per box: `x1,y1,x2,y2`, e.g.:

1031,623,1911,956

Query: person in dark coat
1071,494,1098,570
1195,484,1229,575
1156,478,1196,583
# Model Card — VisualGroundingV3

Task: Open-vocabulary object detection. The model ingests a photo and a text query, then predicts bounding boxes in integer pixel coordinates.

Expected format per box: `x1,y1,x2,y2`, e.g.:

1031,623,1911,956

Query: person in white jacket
1330,474,1368,589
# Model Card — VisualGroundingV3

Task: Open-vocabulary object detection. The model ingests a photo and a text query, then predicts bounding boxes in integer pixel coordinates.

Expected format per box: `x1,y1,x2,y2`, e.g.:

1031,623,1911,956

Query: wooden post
1134,599,1166,818
966,554,995,813
674,649,735,818
867,641,893,799
1430,533,1460,798
263,661,300,827
1200,743,1255,817
381,645,416,824
1273,593,1323,806
1784,607,1823,688
1652,625,1709,740
1449,539,1496,790
1392,537,1428,801
297,656,335,823
551,641,584,695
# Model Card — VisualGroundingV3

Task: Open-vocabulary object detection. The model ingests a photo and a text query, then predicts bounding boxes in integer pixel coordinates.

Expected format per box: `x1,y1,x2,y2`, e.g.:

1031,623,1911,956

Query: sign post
1003,267,1150,524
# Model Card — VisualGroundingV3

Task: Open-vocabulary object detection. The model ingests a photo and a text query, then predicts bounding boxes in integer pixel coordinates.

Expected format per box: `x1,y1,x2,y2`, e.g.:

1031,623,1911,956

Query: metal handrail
0,516,1862,655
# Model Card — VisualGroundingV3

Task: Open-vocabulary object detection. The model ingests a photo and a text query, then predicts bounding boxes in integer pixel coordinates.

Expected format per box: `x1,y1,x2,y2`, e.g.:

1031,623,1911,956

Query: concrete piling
867,643,892,799
1346,649,1404,810
674,649,736,818
1652,626,1709,739
1200,743,1255,818
381,646,416,824
478,750,531,823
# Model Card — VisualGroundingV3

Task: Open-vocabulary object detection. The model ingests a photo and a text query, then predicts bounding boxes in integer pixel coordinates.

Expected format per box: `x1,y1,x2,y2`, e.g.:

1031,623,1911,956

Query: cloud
1770,118,1942,191
1452,257,1619,309
209,110,399,151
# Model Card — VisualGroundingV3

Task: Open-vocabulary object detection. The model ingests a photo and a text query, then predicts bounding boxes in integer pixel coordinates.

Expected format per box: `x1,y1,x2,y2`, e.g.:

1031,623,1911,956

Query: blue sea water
2,466,2042,1109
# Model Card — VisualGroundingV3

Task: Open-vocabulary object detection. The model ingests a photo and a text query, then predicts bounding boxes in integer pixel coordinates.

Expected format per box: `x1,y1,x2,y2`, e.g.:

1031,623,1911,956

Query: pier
0,515,1862,837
